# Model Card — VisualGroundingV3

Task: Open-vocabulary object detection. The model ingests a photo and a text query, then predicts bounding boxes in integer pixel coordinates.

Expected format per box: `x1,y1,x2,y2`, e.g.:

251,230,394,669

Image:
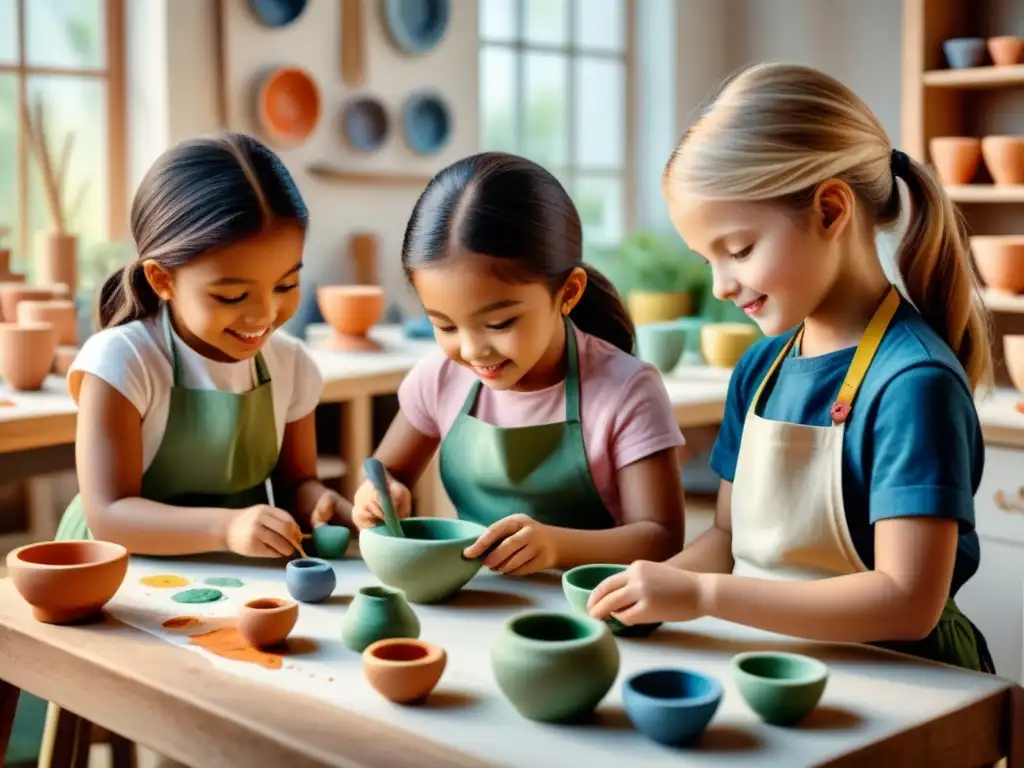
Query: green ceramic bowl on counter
562,563,662,637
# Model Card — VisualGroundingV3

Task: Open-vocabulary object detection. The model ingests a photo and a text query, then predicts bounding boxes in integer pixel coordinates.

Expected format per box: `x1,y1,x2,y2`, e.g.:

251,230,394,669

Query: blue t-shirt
710,299,983,596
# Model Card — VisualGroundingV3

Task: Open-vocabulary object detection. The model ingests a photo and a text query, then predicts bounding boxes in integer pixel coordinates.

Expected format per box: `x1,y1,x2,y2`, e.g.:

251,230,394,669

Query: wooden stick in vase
20,99,64,234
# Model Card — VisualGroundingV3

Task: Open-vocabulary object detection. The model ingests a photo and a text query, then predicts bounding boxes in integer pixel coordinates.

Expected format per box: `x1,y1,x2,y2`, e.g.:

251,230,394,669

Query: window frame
0,0,127,263
478,0,637,241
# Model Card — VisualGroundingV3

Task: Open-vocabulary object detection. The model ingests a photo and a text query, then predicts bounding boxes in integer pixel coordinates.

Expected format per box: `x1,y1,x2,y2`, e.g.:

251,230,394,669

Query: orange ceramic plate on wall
258,67,321,145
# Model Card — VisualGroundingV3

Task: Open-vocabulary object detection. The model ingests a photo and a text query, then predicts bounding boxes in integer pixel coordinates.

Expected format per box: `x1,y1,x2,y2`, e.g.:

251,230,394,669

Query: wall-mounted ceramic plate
342,96,390,153
258,67,321,145
401,91,451,155
249,0,308,27
383,0,450,54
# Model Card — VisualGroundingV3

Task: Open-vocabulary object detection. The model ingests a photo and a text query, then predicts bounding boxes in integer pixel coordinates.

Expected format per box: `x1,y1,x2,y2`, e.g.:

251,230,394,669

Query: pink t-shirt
397,326,685,523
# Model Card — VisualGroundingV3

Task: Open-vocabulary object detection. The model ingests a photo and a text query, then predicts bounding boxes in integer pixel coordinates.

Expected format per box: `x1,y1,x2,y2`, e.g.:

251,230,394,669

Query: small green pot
731,651,828,726
341,584,421,653
562,563,662,637
310,524,351,559
635,324,687,373
491,610,620,723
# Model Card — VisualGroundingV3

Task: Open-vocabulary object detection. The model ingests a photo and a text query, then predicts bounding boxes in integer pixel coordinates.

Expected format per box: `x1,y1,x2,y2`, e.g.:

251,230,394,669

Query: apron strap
161,303,272,388
563,318,581,425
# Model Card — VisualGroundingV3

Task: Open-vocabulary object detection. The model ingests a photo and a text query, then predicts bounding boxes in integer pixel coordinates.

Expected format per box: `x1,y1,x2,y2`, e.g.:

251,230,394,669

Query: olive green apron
438,318,616,530
54,304,280,540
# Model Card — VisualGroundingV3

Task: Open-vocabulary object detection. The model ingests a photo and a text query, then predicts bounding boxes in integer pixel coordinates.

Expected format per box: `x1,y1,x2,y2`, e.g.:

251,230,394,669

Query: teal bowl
623,667,723,746
359,517,487,604
561,563,662,638
732,651,828,726
310,524,351,559
636,324,687,373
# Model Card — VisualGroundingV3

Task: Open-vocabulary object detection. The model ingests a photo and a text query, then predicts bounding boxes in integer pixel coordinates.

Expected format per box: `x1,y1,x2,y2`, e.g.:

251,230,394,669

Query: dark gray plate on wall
401,91,452,155
341,96,390,152
249,0,308,27
383,0,451,54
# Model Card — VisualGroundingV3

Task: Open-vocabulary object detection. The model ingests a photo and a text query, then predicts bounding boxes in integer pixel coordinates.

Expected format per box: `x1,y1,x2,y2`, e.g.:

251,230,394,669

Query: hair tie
890,148,911,178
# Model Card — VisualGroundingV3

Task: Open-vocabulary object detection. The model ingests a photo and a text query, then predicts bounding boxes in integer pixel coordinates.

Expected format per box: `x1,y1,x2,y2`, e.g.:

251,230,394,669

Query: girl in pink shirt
351,151,687,576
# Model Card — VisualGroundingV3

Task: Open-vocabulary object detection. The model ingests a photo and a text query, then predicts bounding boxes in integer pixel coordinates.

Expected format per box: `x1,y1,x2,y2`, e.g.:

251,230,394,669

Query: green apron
438,318,616,530
54,304,280,540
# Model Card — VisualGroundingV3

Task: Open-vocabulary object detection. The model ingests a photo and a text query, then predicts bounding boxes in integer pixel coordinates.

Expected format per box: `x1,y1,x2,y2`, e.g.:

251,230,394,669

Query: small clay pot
732,651,828,726
6,540,129,624
237,597,298,648
258,66,321,145
35,232,77,296
16,299,78,346
562,563,661,637
988,36,1024,66
981,136,1024,186
0,284,62,323
316,285,384,349
635,324,687,373
627,291,693,325
970,236,1024,293
53,346,78,376
341,584,420,652
285,557,337,603
700,322,760,368
929,137,982,185
0,322,57,390
362,638,447,704
943,37,988,69
622,668,723,747
1004,335,1024,396
310,524,351,559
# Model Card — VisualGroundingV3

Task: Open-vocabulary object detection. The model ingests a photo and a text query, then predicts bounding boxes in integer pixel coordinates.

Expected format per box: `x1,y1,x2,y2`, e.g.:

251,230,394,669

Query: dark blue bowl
285,558,337,603
249,0,308,27
622,668,723,746
383,0,451,54
342,96,390,153
401,91,452,155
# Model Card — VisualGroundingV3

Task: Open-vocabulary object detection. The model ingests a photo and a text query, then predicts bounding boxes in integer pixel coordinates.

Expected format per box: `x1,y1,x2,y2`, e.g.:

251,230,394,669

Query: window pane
480,46,518,153
25,77,107,285
0,76,17,270
26,0,104,69
479,0,517,42
523,52,567,168
574,57,624,171
573,0,624,52
576,174,623,247
524,0,568,46
0,0,16,63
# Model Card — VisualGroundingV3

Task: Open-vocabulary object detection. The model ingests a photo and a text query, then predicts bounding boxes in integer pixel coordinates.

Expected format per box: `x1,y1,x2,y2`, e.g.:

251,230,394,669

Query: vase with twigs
20,97,88,296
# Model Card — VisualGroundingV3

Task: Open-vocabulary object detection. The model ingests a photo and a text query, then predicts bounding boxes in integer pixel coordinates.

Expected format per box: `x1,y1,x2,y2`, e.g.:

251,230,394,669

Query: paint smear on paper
141,574,189,588
162,616,201,630
188,627,283,669
172,588,224,604
0,399,14,407
204,576,244,588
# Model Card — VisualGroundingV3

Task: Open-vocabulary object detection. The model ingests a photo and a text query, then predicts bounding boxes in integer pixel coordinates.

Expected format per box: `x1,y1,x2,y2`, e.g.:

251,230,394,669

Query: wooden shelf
984,290,1024,314
945,185,1024,203
307,164,432,187
923,64,1024,89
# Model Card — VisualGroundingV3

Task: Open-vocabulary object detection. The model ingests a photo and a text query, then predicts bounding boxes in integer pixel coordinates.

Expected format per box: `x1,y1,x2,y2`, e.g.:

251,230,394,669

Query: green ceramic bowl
731,651,828,726
359,517,487,604
562,564,662,637
310,524,351,559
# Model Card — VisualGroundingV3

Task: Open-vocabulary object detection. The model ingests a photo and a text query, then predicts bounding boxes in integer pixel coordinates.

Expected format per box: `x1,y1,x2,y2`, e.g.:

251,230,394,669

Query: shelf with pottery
923,62,1024,88
0,537,1018,767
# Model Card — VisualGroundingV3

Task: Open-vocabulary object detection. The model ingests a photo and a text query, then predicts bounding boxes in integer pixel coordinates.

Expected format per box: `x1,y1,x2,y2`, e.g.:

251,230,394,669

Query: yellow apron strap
829,285,901,424
747,328,801,415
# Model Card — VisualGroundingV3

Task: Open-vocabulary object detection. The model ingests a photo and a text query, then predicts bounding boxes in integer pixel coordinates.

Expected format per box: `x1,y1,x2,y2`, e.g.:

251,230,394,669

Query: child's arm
663,479,735,573
370,411,442,490
76,375,301,556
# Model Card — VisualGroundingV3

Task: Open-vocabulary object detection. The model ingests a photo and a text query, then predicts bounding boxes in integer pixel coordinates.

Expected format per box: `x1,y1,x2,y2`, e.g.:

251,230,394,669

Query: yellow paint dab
141,574,189,588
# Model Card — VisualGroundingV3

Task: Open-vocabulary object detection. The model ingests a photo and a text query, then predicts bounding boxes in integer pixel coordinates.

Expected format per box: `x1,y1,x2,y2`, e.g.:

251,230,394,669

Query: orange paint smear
162,616,200,630
1016,401,1024,416
0,399,14,407
188,627,283,670
141,574,189,588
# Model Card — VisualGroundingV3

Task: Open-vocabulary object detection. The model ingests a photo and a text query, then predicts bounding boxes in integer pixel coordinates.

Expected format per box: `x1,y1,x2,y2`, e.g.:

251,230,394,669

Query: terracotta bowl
237,597,298,648
1004,335,1024,396
0,284,63,323
988,36,1024,66
970,236,1024,294
0,322,57,390
258,67,321,145
929,137,982,185
6,540,129,624
362,638,447,704
16,299,78,346
317,285,384,340
981,136,1024,186
700,322,759,368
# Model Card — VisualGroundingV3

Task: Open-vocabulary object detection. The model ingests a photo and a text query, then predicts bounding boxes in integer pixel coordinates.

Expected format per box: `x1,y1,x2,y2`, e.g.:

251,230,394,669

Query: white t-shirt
68,309,324,471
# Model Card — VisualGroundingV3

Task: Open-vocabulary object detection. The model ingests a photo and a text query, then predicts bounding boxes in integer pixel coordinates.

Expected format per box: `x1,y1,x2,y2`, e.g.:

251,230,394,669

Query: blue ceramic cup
285,558,337,603
622,667,723,746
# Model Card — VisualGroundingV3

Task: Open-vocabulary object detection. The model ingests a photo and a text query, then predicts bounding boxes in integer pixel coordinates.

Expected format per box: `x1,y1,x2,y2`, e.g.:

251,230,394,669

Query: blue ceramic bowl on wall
383,0,451,54
249,0,308,27
342,96,390,153
401,91,452,155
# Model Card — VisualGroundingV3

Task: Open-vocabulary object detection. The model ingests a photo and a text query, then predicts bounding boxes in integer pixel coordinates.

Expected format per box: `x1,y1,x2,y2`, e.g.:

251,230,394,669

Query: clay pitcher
36,232,77,297
0,322,57,390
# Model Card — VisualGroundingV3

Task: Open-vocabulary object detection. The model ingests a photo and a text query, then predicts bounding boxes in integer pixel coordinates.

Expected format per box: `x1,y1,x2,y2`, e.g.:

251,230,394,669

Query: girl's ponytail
895,158,993,391
571,263,635,354
94,262,161,330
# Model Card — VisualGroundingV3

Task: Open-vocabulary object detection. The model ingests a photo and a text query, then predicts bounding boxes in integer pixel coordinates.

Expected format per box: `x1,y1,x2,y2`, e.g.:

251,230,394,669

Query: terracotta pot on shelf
987,36,1024,66
1005,336,1024,398
316,285,385,351
52,346,78,376
16,299,78,346
970,236,1024,294
35,232,77,297
928,137,982,185
981,136,1024,186
0,321,57,390
0,284,63,323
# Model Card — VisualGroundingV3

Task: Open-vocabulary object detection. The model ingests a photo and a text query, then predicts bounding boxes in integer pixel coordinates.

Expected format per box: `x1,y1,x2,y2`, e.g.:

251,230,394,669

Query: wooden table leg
0,679,20,762
340,395,373,500
42,705,87,768
1008,684,1024,768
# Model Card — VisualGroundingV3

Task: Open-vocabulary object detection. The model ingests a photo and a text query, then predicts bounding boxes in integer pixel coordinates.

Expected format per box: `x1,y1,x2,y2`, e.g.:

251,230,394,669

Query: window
0,0,125,289
479,0,633,247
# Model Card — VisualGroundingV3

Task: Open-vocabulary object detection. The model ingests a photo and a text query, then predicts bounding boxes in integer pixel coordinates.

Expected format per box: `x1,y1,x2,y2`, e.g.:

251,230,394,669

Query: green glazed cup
311,524,351,559
562,563,662,637
731,651,828,726
341,584,421,653
635,324,687,373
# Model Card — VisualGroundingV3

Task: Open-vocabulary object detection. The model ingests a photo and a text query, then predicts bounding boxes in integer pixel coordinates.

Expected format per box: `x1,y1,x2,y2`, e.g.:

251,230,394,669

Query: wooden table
0,554,1021,768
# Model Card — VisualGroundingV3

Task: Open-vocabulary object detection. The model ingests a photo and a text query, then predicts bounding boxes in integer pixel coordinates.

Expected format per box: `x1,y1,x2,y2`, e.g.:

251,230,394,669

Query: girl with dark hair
54,132,351,555
351,151,687,575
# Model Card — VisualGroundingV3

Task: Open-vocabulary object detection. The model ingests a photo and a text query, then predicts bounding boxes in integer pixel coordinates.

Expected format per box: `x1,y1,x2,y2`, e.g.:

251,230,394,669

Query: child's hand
226,504,302,557
463,514,558,576
309,488,352,528
586,560,707,626
352,476,412,530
